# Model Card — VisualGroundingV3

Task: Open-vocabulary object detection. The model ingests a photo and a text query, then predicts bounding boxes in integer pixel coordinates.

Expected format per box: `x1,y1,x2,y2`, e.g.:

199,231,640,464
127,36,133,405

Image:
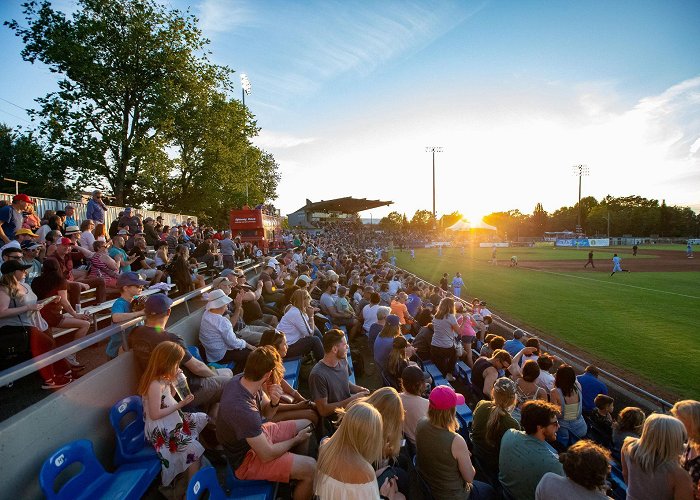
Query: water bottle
173,371,191,401
166,276,172,285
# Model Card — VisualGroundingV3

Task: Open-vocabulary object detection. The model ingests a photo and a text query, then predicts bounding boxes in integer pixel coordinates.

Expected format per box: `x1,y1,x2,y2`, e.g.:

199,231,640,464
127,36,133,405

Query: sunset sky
1,0,698,221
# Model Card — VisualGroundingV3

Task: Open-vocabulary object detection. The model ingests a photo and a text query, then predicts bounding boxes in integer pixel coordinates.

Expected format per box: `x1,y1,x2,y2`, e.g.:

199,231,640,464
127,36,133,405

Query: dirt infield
517,249,698,272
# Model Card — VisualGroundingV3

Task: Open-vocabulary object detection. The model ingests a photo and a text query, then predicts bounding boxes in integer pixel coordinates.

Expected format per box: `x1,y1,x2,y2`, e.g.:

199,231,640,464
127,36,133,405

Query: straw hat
205,289,232,310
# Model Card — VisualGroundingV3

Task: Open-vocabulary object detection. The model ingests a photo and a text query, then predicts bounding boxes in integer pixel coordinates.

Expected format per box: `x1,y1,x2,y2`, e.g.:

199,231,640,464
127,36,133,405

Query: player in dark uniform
584,250,595,268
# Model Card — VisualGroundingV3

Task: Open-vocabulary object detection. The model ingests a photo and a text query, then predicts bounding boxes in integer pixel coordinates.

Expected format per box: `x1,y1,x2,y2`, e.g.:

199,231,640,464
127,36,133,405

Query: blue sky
1,0,699,221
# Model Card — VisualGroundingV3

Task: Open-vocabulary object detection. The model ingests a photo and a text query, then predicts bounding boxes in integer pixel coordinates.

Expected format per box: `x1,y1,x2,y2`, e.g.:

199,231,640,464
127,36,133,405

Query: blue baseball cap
144,294,172,315
116,272,149,288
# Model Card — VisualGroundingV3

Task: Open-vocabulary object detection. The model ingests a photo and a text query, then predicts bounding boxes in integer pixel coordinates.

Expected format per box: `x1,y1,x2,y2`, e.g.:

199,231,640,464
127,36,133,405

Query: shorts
235,420,297,483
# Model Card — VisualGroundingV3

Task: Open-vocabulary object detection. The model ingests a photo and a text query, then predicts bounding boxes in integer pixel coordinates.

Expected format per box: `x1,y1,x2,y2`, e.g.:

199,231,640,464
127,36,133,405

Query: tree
530,203,548,236
410,209,435,230
440,211,463,229
7,0,230,205
380,211,404,229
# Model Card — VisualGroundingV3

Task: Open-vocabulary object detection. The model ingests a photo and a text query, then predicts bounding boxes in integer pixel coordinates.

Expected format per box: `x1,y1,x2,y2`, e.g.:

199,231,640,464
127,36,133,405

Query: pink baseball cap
429,385,465,410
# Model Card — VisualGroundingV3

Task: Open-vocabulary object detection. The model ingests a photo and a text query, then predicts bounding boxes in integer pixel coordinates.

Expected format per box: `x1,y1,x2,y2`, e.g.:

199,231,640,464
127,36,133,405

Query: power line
0,107,32,124
0,96,31,112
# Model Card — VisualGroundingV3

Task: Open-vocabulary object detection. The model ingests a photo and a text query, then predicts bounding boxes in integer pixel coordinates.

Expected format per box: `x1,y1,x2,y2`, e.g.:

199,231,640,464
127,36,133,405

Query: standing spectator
536,440,613,499
612,407,646,458
503,329,526,357
308,329,370,418
455,302,477,368
78,219,95,251
219,231,235,269
439,272,449,291
85,190,107,224
216,346,317,500
550,365,588,447
398,365,430,446
430,297,460,381
315,402,403,499
64,205,77,227
415,385,496,499
405,285,423,318
471,377,520,479
277,289,324,360
0,193,33,243
577,365,608,416
621,414,693,500
107,272,148,358
671,400,700,495
138,341,207,487
0,260,72,388
499,400,565,500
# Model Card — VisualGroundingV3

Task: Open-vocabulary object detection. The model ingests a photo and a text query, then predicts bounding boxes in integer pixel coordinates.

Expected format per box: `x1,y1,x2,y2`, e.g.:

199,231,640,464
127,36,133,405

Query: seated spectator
386,336,418,386
588,394,614,448
231,269,279,328
49,236,106,308
31,259,91,369
390,292,413,329
199,289,254,371
277,289,324,360
471,349,513,399
309,329,370,418
258,262,285,306
374,314,402,372
536,440,613,499
138,341,207,486
499,400,565,500
535,353,556,394
0,260,71,388
621,414,693,500
471,377,520,478
577,365,609,417
361,292,381,334
217,346,317,499
412,322,434,361
315,401,403,499
153,240,169,270
108,272,148,358
416,385,496,499
511,358,547,421
168,245,203,292
405,285,422,318
480,334,506,358
78,219,96,251
398,365,430,446
671,400,700,494
362,387,410,496
128,236,163,285
89,240,120,288
430,297,461,381
20,241,43,284
64,205,77,228
129,294,232,412
143,217,160,246
333,285,355,319
503,328,526,357
109,235,137,273
368,305,391,349
22,203,40,231
414,301,435,328
258,329,320,430
550,365,588,447
612,407,646,458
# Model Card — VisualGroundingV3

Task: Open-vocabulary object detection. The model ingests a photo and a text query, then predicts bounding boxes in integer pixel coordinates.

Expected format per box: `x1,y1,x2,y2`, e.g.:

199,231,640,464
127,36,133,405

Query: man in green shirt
498,400,564,500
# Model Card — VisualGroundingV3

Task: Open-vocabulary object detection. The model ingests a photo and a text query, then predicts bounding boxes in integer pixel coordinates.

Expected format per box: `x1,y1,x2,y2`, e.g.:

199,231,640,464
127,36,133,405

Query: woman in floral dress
137,341,208,486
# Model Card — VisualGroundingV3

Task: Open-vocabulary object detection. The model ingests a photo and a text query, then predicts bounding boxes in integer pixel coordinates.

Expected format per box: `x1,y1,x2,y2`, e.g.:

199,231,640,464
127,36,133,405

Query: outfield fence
391,265,675,412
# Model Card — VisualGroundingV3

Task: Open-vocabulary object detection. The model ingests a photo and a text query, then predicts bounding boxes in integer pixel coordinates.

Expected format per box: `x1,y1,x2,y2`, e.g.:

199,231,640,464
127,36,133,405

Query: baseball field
392,244,699,401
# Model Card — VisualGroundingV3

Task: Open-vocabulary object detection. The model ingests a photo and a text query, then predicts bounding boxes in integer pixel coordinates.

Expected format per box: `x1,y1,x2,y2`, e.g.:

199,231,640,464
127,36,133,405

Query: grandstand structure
287,196,392,228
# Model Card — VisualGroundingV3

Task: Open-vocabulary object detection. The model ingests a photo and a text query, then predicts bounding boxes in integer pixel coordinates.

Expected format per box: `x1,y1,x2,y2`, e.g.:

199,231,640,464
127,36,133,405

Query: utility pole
572,165,589,234
425,146,443,228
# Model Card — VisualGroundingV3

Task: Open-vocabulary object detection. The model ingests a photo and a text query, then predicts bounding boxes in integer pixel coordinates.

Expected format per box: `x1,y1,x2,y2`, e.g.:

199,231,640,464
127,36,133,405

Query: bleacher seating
187,465,276,500
40,439,160,500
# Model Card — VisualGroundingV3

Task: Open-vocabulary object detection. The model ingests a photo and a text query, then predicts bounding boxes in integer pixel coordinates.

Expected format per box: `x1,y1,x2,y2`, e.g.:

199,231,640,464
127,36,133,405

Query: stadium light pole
572,164,589,233
240,73,252,205
426,146,443,228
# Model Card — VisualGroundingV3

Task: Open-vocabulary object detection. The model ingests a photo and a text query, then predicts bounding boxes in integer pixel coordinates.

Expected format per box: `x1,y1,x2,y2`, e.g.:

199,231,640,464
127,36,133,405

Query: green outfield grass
460,246,655,261
394,247,700,400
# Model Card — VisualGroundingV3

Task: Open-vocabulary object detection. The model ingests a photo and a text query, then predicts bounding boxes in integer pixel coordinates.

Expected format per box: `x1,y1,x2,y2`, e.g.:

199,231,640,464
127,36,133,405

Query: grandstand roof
294,197,393,214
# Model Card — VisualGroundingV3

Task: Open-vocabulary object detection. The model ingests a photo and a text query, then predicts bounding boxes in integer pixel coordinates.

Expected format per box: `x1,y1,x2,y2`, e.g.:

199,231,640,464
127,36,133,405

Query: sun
462,211,486,223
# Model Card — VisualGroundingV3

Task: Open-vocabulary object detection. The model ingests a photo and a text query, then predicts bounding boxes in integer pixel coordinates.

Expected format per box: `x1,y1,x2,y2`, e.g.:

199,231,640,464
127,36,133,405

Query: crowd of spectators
2,198,699,499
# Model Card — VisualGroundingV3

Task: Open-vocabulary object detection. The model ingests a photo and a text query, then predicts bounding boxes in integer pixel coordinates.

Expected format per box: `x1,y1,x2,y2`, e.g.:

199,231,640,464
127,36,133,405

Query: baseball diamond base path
518,249,697,272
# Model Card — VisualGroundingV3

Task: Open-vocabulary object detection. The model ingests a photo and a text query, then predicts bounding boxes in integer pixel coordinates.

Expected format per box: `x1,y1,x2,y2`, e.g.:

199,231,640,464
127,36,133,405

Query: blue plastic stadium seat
187,466,276,500
188,345,235,371
423,362,448,387
109,396,158,466
457,361,472,383
40,439,160,500
347,354,356,384
282,358,301,389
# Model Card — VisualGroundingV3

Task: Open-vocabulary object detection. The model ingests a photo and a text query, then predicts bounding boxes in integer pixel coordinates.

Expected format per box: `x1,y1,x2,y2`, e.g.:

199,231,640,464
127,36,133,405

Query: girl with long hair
671,400,700,496
315,402,403,499
471,377,520,478
92,222,108,242
550,364,588,446
613,407,646,456
430,297,460,381
258,330,321,433
621,413,694,500
0,261,71,389
374,314,402,372
138,341,208,487
386,336,418,384
31,259,91,369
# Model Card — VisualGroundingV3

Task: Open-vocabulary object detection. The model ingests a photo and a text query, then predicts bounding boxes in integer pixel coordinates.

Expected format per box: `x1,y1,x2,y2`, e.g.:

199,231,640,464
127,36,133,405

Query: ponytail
486,405,507,444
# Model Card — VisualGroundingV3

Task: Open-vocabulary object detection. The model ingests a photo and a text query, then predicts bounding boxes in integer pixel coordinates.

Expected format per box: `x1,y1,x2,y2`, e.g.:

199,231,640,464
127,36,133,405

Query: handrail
0,259,266,388
391,265,675,411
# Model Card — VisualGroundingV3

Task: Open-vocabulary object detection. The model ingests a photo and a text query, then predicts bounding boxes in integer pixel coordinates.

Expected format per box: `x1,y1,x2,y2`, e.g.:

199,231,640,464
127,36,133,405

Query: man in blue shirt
85,190,108,224
0,193,33,244
405,286,422,318
577,365,608,416
503,329,526,358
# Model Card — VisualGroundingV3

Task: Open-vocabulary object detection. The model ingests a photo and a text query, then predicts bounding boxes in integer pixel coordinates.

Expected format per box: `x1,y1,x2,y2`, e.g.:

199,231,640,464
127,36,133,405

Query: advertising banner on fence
556,238,610,247
534,241,555,247
479,242,510,248
588,239,610,247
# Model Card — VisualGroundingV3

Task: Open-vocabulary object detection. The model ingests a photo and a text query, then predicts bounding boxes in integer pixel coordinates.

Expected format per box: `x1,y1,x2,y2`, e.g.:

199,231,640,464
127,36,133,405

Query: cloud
253,130,316,149
195,0,252,35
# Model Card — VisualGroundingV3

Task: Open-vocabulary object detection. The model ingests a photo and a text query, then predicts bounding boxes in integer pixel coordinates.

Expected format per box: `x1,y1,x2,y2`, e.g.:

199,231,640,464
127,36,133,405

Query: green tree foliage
530,203,548,235
440,211,463,228
6,0,279,222
380,211,404,229
0,124,77,199
410,209,436,230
